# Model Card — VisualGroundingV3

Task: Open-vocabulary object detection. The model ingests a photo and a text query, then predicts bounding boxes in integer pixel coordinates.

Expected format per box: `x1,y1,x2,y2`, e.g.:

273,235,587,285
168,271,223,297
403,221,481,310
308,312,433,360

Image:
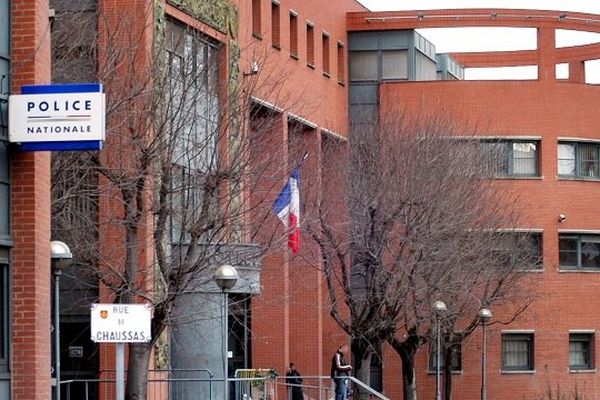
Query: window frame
481,139,540,178
0,258,9,371
558,141,600,180
165,20,221,244
289,11,298,59
501,332,535,372
559,234,600,271
306,22,315,68
428,340,462,373
251,0,262,39
322,32,330,77
337,41,345,85
270,1,280,50
492,231,544,271
569,332,595,371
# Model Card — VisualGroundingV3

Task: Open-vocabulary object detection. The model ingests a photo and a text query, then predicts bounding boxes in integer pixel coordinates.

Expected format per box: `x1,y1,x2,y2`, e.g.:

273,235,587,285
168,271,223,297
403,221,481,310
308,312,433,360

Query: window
382,50,408,80
559,234,600,270
493,232,543,271
558,142,600,179
429,341,462,372
0,260,8,370
337,42,345,84
252,0,261,38
502,333,534,371
306,23,314,67
570,333,594,370
322,33,330,76
481,140,539,177
349,51,378,81
271,2,280,49
289,12,298,58
166,21,220,242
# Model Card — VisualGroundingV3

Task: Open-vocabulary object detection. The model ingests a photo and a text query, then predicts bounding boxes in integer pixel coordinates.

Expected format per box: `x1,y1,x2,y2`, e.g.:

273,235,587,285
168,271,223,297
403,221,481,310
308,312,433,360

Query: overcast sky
356,0,600,81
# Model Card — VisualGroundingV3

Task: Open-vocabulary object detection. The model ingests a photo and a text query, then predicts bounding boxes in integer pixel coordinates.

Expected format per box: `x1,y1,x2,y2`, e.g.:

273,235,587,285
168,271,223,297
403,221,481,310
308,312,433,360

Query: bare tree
311,111,537,400
50,2,301,399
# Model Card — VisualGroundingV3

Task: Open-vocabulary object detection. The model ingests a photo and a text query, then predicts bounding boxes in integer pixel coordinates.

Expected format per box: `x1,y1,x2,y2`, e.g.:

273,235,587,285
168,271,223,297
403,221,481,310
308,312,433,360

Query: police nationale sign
8,83,105,151
91,303,152,343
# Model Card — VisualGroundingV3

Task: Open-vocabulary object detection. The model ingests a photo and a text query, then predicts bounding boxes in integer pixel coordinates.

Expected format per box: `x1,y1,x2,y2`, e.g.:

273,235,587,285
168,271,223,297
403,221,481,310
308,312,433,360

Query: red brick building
5,1,600,400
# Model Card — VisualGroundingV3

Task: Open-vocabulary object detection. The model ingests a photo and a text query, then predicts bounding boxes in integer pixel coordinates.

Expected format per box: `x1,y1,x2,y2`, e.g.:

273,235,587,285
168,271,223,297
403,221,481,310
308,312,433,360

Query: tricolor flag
273,156,306,253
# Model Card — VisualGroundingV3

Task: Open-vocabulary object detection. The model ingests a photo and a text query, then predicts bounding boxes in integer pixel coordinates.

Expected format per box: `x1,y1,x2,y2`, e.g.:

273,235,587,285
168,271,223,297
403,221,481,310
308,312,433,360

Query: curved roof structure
348,8,600,69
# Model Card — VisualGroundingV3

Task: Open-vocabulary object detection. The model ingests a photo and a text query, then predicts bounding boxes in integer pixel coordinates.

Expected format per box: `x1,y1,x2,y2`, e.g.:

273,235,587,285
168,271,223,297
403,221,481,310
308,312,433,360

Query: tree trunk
125,342,152,400
399,347,418,400
351,339,374,400
390,332,421,400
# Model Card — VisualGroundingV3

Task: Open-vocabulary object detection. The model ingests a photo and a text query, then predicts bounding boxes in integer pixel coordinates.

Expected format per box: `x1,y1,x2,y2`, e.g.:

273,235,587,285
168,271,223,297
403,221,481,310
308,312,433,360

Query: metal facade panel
348,31,378,50
379,30,411,50
349,84,379,105
0,0,8,57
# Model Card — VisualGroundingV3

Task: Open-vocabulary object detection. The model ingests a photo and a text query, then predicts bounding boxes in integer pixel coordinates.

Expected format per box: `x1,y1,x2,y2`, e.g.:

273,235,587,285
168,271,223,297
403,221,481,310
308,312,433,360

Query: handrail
348,376,390,400
275,375,389,400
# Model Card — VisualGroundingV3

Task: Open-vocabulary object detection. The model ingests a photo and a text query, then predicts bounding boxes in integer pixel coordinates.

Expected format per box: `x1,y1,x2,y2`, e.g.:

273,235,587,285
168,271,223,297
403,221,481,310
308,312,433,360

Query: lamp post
214,264,239,400
478,308,492,400
50,241,72,400
432,300,447,400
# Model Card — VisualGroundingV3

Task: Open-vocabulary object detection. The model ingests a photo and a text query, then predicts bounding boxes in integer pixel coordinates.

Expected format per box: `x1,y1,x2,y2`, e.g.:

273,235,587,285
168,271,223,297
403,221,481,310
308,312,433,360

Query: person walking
331,344,353,400
286,363,304,400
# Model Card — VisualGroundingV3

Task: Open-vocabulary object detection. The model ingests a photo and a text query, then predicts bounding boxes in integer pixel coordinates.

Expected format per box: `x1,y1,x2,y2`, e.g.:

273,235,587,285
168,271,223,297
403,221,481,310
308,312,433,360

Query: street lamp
432,300,447,400
478,308,492,400
214,265,239,400
50,241,72,400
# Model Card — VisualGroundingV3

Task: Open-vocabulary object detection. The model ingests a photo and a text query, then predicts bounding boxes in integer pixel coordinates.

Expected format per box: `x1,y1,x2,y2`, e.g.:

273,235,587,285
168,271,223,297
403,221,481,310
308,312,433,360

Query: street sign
90,303,152,343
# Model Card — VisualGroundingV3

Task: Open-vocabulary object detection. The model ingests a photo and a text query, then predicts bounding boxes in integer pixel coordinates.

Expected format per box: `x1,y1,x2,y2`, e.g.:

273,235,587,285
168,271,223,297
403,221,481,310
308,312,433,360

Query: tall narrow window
337,41,345,84
271,1,280,49
322,33,330,76
306,23,314,67
289,12,298,59
252,0,261,38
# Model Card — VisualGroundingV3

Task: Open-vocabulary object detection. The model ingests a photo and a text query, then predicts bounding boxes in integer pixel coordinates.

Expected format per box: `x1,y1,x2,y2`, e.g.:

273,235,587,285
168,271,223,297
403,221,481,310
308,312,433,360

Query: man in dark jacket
286,363,304,400
331,344,353,400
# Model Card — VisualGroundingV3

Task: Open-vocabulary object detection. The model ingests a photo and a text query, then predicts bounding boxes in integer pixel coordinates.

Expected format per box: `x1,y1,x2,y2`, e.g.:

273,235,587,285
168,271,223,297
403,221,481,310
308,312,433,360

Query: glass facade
165,20,220,243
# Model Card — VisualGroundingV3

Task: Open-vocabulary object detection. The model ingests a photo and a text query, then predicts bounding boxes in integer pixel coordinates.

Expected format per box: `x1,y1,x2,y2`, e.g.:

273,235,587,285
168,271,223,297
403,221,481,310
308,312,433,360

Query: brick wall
10,1,52,399
380,79,600,400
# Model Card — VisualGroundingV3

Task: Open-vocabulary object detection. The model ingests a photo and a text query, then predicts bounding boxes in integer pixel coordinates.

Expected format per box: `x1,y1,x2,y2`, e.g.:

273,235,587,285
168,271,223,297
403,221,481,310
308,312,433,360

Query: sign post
91,304,152,400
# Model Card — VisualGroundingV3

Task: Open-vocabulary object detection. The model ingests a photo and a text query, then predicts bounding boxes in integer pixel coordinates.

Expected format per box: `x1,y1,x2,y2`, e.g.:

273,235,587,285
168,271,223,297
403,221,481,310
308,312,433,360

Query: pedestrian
330,344,353,400
286,363,304,400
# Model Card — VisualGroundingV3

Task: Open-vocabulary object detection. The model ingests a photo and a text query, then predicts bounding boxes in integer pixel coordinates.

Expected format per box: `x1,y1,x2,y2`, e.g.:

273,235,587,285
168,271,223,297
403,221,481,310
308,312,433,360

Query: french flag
273,166,301,253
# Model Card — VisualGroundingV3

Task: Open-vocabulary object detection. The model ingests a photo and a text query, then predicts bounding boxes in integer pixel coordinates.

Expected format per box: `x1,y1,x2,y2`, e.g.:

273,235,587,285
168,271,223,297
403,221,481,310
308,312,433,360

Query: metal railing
59,372,388,400
60,369,215,400
273,375,389,400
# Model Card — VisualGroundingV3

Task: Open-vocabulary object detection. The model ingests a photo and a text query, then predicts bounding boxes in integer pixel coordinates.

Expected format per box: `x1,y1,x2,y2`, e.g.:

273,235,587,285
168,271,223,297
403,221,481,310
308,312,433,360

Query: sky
356,0,600,81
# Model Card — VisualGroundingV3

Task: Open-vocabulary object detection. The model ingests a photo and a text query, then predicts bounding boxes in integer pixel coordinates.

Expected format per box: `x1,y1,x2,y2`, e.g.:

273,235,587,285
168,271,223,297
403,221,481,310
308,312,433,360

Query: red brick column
569,60,586,83
10,1,52,399
537,27,556,82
